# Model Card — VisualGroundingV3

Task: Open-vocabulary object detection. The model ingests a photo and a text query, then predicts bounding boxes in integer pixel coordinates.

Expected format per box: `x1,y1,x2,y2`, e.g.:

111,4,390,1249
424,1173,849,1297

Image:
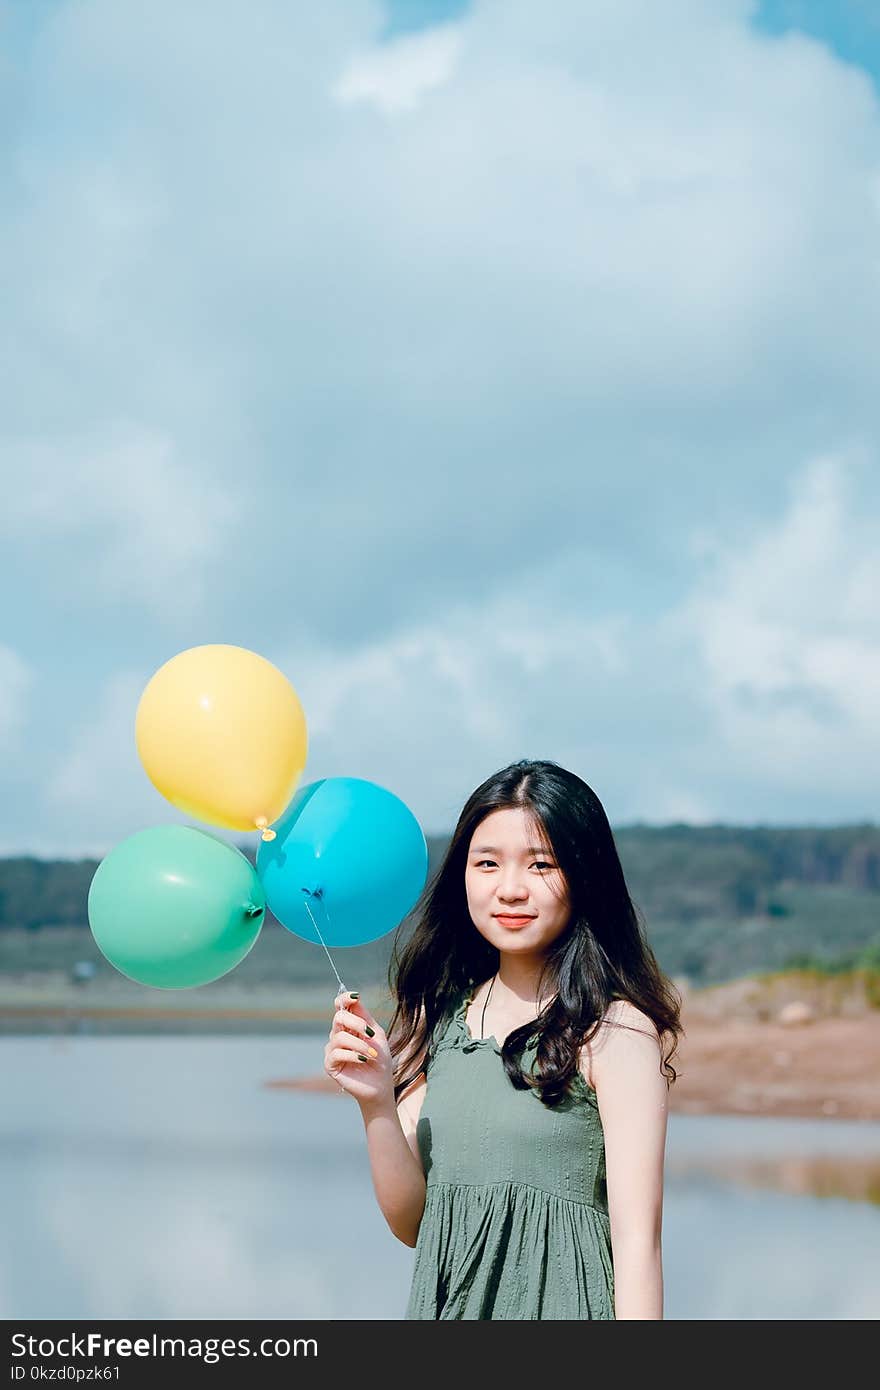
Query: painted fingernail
357,1054,368,1062
365,1026,375,1037
367,1046,378,1058
349,991,359,1000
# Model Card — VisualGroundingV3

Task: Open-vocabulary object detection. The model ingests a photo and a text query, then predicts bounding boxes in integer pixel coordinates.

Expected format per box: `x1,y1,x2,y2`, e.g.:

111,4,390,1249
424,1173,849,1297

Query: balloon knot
255,816,276,842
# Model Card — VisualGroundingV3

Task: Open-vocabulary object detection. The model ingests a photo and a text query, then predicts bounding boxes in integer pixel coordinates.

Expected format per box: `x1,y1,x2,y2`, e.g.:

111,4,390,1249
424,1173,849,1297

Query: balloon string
301,891,347,998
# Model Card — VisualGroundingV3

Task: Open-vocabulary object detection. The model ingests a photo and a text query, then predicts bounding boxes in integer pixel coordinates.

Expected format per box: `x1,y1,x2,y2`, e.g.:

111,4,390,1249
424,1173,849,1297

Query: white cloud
272,449,880,829
0,646,34,762
639,788,718,825
0,425,241,624
332,24,463,113
29,446,880,852
667,452,880,795
3,0,879,648
45,668,207,856
277,587,639,828
3,2,880,847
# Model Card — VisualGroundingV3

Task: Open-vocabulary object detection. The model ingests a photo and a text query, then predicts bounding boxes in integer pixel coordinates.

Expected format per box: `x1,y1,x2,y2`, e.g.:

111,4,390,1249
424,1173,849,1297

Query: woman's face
464,806,571,957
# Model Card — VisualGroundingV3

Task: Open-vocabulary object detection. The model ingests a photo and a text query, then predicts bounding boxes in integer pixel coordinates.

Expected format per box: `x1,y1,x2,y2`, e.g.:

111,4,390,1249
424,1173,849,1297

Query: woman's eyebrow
470,845,554,855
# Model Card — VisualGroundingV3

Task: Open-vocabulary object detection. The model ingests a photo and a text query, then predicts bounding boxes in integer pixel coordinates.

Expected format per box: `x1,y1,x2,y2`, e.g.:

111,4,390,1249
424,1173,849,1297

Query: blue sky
399,1,880,72
1,0,879,858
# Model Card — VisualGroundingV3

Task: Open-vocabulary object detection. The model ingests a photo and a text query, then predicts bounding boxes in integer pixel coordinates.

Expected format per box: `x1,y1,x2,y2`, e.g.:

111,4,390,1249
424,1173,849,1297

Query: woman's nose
497,876,529,902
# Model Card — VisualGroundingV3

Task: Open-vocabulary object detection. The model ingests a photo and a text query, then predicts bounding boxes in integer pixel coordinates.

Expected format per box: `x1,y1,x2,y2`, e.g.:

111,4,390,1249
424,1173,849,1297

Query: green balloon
87,825,266,989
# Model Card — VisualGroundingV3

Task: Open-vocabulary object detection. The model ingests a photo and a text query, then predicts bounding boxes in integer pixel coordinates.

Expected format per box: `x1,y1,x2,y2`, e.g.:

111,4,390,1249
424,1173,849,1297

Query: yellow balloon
135,645,308,839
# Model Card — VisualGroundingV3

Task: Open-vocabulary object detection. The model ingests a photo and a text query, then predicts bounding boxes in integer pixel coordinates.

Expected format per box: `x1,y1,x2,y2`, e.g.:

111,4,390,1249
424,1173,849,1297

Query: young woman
323,759,683,1320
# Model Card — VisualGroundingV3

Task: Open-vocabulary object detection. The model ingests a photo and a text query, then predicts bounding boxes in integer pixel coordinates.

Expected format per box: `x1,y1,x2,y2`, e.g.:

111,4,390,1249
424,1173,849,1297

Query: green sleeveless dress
405,988,615,1320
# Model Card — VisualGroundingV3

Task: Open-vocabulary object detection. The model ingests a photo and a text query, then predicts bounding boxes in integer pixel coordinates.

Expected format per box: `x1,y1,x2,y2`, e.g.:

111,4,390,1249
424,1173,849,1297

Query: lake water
2,1036,879,1320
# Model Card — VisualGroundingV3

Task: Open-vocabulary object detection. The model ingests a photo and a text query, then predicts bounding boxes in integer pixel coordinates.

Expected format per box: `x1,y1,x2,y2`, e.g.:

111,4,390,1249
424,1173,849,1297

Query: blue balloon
256,777,428,947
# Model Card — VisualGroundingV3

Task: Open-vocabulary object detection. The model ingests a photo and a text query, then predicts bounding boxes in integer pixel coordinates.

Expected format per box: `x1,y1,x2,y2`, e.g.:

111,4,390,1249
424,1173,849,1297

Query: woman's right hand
324,989,395,1109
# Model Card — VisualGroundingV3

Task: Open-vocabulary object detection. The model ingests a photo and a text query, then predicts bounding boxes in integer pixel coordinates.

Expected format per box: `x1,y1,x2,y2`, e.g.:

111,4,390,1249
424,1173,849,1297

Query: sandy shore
664,1014,880,1121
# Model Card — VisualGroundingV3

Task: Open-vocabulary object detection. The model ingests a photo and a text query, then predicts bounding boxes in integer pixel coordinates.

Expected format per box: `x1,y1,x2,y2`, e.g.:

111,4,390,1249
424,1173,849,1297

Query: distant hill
1,825,878,989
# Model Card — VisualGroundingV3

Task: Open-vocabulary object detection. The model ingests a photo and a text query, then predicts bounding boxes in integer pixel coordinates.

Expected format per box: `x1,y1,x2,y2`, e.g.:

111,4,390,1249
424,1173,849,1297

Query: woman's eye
475,860,555,870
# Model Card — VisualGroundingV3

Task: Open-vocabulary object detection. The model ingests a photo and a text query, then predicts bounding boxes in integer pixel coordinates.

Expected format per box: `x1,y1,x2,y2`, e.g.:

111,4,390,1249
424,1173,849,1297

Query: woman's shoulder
578,999,661,1089
599,998,661,1040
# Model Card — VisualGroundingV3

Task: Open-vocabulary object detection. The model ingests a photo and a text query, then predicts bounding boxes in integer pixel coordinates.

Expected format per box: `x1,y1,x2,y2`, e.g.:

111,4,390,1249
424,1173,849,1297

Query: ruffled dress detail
404,992,615,1320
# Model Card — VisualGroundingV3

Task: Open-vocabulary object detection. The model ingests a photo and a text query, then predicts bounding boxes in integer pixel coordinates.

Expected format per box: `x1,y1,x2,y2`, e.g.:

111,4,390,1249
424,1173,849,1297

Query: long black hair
387,759,683,1108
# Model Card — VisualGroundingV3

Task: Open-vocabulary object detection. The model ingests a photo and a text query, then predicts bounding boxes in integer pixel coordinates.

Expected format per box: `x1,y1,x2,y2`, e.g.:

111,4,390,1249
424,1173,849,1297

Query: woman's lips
494,915,535,927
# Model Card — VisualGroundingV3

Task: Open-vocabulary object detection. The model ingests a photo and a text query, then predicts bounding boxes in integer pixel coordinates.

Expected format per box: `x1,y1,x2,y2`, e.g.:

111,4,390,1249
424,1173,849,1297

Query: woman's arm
361,1078,428,1248
325,991,428,1248
588,1001,669,1320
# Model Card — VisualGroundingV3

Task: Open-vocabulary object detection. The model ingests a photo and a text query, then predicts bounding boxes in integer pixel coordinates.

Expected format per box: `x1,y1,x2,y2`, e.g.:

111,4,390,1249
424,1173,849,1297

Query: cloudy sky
1,0,879,859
